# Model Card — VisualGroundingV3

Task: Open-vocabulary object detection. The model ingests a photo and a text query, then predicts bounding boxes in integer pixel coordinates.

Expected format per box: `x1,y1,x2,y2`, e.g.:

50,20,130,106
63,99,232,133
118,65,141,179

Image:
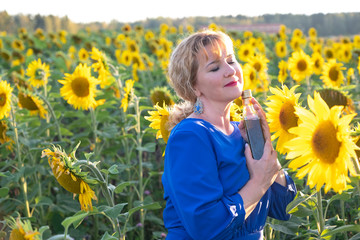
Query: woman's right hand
244,139,280,191
238,139,281,219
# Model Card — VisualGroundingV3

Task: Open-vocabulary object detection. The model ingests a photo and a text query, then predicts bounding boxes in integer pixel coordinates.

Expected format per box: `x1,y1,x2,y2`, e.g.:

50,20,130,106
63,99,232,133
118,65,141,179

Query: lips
224,81,238,87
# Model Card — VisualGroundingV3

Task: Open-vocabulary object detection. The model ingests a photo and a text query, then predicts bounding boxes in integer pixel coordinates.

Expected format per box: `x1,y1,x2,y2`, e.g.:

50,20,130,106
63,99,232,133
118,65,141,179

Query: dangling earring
193,97,203,115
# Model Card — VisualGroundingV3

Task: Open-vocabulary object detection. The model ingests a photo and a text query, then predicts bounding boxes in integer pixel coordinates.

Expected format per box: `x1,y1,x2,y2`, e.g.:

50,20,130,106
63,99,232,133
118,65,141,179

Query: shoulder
166,118,215,150
170,118,213,138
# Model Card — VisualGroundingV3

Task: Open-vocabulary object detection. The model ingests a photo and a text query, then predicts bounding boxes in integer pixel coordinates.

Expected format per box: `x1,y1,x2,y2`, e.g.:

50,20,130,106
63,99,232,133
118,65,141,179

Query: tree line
1,10,360,37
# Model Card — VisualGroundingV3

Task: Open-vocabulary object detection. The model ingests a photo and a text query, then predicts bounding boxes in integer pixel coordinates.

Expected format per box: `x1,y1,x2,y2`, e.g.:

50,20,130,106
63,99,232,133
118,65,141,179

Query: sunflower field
1,22,360,240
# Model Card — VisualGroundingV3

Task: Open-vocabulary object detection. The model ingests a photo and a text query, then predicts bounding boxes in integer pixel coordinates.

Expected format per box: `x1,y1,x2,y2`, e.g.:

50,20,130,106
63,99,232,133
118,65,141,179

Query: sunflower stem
135,95,145,240
43,79,50,138
306,75,311,95
36,92,63,141
10,103,31,218
75,160,122,238
316,189,325,235
90,108,98,157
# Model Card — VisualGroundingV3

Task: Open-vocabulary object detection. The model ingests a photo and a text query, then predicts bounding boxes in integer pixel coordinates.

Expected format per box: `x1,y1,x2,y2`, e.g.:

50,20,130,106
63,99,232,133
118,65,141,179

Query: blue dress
162,118,297,240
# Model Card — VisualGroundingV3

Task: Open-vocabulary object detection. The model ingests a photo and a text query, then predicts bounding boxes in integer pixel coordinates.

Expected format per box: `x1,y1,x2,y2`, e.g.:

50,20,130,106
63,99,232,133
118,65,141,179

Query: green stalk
316,190,325,235
306,75,311,95
90,108,98,157
75,160,122,238
36,92,63,141
10,104,31,217
340,199,348,240
135,96,145,240
43,79,50,138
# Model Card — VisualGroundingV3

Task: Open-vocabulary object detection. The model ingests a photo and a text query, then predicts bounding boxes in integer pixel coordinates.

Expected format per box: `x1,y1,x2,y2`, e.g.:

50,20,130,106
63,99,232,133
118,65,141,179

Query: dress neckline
184,118,238,137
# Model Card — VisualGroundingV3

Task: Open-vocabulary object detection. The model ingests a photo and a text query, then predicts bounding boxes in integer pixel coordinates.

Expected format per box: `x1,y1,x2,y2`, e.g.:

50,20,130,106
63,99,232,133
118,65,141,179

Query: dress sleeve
268,171,297,220
163,129,246,239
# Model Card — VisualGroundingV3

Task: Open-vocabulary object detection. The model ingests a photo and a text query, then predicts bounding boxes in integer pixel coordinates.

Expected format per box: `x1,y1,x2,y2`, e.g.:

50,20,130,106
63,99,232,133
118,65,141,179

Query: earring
193,97,203,115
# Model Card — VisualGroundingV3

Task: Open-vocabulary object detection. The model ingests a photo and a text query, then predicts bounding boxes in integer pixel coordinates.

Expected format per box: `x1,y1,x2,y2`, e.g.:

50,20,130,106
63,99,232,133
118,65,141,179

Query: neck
189,101,233,135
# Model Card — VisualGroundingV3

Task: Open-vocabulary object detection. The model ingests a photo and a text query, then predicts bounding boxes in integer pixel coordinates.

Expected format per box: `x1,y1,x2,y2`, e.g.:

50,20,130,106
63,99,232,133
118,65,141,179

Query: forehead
198,37,233,61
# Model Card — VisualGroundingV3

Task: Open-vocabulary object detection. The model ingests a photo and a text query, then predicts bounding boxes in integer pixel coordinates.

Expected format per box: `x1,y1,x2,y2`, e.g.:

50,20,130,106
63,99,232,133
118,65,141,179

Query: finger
261,139,273,160
251,98,271,140
251,98,266,117
244,143,254,161
238,120,245,130
238,121,248,141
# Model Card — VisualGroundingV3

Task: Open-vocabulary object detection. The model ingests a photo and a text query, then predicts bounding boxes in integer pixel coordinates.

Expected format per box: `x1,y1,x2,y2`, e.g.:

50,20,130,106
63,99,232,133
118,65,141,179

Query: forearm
238,179,268,219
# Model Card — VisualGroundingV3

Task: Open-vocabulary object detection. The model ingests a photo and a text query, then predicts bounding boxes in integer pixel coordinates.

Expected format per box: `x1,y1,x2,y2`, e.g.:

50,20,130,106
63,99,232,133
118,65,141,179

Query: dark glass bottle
242,89,265,160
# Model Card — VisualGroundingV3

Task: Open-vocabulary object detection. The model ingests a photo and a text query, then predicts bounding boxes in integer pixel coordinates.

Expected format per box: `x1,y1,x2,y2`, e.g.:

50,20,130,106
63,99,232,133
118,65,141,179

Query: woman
162,29,296,239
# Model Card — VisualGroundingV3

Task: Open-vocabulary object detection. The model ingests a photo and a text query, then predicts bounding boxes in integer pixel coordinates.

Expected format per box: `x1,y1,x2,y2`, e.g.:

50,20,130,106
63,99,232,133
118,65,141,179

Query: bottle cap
242,89,252,99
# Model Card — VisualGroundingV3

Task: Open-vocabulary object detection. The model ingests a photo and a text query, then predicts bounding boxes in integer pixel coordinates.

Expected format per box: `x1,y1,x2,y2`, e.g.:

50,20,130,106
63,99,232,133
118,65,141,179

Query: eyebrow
205,53,235,68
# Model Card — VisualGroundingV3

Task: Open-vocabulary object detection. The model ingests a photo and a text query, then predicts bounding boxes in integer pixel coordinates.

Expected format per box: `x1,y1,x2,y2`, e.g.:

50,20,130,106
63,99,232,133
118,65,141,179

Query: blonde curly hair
167,29,232,130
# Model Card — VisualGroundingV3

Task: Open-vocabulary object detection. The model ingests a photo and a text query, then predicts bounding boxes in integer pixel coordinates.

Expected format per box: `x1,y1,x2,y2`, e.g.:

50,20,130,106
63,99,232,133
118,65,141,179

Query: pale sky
2,0,360,24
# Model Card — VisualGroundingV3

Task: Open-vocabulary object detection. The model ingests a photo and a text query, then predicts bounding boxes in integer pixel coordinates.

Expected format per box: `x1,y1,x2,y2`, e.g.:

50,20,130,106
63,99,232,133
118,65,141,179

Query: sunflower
292,28,303,38
42,145,97,211
230,101,242,122
58,30,67,44
150,86,174,106
346,68,354,85
311,52,324,75
58,63,103,110
0,80,13,120
132,63,139,82
34,28,45,40
144,102,170,143
265,85,302,154
242,63,259,91
354,35,360,49
290,36,306,52
320,59,345,88
324,46,335,60
337,44,352,63
131,52,146,70
279,24,287,40
26,58,50,88
121,50,132,66
141,53,154,70
308,27,317,40
238,43,254,62
11,39,25,51
0,120,13,150
68,45,77,60
145,30,155,41
186,25,195,33
7,216,40,240
288,50,313,82
126,39,140,53
275,41,287,58
18,91,48,119
353,123,360,161
90,47,112,88
318,88,355,114
0,49,11,62
78,48,89,62
122,23,132,33
310,42,322,55
285,92,359,193
120,79,135,112
278,60,288,84
247,54,269,80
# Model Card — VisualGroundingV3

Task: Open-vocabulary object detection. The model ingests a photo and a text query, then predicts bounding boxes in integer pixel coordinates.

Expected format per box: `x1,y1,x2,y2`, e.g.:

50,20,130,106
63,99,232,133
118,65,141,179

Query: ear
193,85,201,97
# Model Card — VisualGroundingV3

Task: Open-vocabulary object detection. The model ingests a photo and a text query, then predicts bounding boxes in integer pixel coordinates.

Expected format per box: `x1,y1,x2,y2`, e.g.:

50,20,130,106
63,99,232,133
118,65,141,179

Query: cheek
237,67,244,83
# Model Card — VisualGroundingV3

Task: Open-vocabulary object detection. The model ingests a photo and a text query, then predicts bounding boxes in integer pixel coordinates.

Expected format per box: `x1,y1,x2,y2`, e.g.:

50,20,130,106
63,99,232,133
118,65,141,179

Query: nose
224,64,236,78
